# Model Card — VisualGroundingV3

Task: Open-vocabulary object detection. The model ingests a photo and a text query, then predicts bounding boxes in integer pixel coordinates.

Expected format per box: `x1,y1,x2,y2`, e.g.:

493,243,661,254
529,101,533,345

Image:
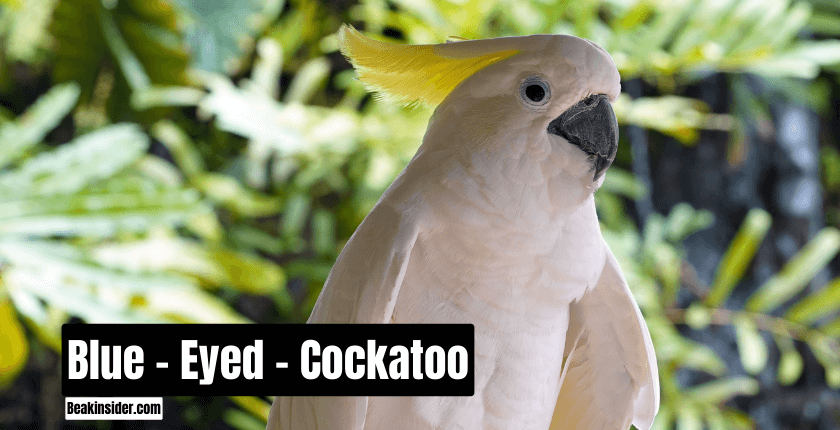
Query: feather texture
337,25,519,107
548,243,659,430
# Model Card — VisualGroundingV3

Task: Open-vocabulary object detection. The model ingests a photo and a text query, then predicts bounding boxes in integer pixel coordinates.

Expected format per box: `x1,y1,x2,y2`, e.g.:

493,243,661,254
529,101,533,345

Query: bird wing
307,201,420,325
267,201,420,430
548,241,660,430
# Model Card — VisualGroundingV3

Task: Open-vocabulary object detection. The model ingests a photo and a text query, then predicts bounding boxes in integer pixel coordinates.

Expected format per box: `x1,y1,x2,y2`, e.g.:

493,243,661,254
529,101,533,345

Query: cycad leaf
0,189,208,237
91,236,285,294
0,123,149,199
0,82,81,169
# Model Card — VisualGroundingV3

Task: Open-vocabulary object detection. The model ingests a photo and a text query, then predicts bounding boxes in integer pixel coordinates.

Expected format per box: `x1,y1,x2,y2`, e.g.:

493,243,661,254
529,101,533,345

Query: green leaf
823,318,840,337
2,0,59,62
224,409,266,430
0,239,195,293
678,342,727,377
612,94,732,144
0,82,81,169
703,405,728,430
750,40,840,79
92,237,285,294
281,193,310,239
805,335,840,388
112,0,191,86
98,5,151,91
0,190,208,238
0,297,29,387
230,225,283,255
685,376,760,404
721,408,755,430
785,277,840,325
0,124,149,199
1,239,251,324
734,315,768,375
151,120,207,178
249,38,283,98
684,303,712,330
675,403,702,430
50,0,108,98
706,208,772,307
601,167,648,200
192,173,282,217
809,11,840,36
777,350,804,386
746,227,840,312
172,0,284,73
283,58,331,104
312,209,336,256
131,86,206,110
197,73,361,155
228,395,271,423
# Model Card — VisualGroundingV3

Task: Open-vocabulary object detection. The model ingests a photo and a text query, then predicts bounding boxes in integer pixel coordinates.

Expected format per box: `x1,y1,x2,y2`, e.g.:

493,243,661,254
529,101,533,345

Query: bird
268,24,659,430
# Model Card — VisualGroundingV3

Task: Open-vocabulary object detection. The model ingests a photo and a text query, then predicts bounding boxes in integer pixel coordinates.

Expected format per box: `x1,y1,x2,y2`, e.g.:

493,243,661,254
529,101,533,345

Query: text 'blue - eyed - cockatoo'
268,25,660,430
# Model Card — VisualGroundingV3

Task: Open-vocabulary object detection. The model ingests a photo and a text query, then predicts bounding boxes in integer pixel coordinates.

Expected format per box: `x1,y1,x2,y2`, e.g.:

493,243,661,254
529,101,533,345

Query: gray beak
547,94,618,181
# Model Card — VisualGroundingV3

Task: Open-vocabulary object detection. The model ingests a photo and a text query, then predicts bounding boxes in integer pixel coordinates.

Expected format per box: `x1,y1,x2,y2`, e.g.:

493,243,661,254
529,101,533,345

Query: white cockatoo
268,25,659,430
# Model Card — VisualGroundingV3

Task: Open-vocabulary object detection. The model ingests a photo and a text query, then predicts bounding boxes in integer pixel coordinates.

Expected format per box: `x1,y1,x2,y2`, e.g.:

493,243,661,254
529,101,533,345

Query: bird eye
519,76,550,109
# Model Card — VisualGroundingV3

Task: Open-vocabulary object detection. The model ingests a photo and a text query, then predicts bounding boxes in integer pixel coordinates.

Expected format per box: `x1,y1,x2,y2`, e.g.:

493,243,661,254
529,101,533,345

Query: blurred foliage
0,0,839,429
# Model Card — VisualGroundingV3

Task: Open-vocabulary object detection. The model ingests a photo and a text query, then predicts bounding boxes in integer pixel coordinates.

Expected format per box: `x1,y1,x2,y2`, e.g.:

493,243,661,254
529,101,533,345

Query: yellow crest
338,25,519,107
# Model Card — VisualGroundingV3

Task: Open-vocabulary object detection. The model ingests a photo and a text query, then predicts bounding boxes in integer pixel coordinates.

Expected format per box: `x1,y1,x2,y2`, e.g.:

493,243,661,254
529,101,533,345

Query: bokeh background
0,0,839,429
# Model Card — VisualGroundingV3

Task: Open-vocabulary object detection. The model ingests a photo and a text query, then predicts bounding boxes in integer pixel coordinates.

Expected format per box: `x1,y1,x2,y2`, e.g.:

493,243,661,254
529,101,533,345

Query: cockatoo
268,25,659,430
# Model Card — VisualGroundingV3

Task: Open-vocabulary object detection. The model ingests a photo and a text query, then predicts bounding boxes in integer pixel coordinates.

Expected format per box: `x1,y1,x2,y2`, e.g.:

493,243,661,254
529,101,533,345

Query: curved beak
547,94,618,181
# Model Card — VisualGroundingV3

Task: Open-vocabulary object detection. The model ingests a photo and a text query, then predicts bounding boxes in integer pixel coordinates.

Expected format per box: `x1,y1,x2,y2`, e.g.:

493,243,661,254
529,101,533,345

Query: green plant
1,0,839,428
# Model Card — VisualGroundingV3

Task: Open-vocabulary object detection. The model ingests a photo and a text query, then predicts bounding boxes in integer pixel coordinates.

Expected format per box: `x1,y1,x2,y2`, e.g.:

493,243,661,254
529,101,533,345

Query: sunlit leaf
684,303,712,330
706,208,772,307
3,0,59,62
91,236,285,294
0,123,149,199
612,94,732,144
676,403,702,430
0,189,209,237
785,277,840,325
734,315,768,375
778,349,804,386
746,227,840,313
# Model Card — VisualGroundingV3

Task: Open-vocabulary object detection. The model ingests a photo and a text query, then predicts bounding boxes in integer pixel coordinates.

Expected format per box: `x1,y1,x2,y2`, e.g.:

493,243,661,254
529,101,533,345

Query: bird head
338,26,621,185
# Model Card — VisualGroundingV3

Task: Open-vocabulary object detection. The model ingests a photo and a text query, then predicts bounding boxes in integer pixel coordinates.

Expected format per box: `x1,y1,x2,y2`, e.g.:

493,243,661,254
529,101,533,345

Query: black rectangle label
62,324,474,396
